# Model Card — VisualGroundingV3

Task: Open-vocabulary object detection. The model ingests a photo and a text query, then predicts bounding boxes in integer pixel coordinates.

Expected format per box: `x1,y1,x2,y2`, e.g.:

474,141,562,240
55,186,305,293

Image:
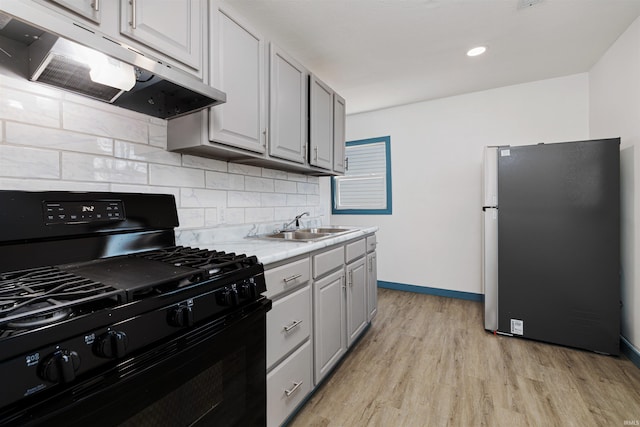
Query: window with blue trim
332,136,392,215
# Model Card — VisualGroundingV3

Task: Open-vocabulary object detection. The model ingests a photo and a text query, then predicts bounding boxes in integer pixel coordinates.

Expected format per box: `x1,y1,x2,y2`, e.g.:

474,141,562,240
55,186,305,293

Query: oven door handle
284,381,303,397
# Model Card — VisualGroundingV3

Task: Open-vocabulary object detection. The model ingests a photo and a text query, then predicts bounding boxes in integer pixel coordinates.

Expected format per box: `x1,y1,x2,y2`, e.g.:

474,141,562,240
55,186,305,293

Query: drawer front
366,234,377,252
267,285,312,369
345,238,366,263
267,341,312,427
265,257,310,299
312,246,344,279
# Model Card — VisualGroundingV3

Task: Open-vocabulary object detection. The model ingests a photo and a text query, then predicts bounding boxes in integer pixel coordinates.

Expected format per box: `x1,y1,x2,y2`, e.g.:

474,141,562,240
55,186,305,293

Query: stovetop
0,246,263,337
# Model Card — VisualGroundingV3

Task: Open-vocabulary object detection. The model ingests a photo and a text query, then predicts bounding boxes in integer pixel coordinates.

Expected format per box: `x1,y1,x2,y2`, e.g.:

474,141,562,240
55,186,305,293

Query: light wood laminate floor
290,288,640,426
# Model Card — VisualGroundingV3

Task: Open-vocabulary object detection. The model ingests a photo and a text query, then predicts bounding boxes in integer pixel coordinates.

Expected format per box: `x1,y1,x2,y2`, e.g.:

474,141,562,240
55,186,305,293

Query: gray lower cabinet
366,234,378,321
265,233,377,426
313,268,347,384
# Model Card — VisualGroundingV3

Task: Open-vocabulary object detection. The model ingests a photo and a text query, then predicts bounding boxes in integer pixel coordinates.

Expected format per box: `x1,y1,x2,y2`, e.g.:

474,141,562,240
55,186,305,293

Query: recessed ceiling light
467,46,487,57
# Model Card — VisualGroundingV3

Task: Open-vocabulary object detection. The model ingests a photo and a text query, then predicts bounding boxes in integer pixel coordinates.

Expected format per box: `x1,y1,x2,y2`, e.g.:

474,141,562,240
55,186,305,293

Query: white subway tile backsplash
0,178,109,192
228,191,262,208
287,172,308,182
245,207,274,223
204,208,219,227
297,182,319,194
114,140,181,165
261,193,286,207
228,163,261,177
219,207,245,225
307,176,320,184
0,87,60,127
274,179,297,194
0,145,60,178
286,194,307,206
0,80,323,235
7,122,113,155
182,155,227,172
177,208,206,229
262,168,288,180
62,152,147,184
109,184,180,200
149,164,204,187
205,171,244,190
245,176,274,192
180,188,227,208
63,103,148,144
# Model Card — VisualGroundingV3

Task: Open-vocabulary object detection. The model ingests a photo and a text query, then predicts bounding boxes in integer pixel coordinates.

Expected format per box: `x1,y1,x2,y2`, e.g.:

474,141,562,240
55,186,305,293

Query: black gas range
0,191,270,426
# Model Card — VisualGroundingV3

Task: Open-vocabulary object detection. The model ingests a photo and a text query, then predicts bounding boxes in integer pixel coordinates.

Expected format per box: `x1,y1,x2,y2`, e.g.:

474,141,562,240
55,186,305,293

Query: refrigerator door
497,139,620,355
482,146,499,331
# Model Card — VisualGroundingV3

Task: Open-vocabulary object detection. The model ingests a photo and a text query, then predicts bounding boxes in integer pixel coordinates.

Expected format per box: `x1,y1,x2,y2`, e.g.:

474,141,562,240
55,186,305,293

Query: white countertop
195,226,378,266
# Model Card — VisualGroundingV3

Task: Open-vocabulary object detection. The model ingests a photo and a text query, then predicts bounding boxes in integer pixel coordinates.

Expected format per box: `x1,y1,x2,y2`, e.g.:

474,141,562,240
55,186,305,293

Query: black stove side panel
0,191,179,271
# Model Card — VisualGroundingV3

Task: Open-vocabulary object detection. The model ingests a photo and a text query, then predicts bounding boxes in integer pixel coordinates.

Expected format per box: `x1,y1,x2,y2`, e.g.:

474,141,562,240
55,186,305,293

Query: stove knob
168,305,194,327
95,331,128,358
219,287,239,306
39,350,81,384
240,281,258,298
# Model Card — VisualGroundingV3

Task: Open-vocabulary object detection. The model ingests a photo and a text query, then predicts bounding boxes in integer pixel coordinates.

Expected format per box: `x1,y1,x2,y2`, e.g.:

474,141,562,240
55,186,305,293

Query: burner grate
135,246,259,279
0,266,123,328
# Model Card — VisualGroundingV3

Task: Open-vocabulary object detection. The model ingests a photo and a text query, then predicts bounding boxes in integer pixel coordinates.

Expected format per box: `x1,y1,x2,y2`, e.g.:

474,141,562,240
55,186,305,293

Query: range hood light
87,53,136,92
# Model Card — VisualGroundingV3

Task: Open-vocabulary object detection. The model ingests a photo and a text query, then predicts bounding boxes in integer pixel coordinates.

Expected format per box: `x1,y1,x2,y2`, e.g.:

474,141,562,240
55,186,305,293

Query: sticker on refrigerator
500,149,511,157
510,319,524,335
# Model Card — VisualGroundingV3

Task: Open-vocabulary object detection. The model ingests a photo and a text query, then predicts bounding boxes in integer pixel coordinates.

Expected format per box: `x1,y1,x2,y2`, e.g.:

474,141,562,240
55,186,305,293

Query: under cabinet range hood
0,6,226,120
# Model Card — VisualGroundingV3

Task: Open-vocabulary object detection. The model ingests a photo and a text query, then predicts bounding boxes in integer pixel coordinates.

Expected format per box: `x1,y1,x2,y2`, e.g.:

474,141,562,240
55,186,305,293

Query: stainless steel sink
255,226,357,242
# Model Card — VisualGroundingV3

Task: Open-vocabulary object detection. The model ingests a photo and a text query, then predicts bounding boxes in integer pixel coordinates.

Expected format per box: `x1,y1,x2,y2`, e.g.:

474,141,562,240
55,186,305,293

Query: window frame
331,135,392,215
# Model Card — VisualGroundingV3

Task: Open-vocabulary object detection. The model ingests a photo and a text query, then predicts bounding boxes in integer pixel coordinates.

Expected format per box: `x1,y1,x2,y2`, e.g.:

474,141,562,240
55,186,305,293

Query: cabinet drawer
345,238,366,263
267,340,312,427
312,246,344,279
366,234,377,253
267,285,311,369
265,257,310,299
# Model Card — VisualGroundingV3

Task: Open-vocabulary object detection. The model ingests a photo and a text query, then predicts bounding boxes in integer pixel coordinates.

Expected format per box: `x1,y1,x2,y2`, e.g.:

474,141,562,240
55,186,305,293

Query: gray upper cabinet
209,6,266,154
46,0,101,23
119,0,203,72
333,93,346,173
269,43,307,164
309,74,333,170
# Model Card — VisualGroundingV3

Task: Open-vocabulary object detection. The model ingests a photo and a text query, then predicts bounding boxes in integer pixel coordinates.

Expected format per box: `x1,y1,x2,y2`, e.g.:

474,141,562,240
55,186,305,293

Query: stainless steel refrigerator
482,138,620,355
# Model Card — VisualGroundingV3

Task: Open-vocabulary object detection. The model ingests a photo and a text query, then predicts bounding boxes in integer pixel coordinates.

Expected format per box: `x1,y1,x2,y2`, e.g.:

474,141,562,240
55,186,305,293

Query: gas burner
0,266,123,329
5,300,73,329
136,246,258,280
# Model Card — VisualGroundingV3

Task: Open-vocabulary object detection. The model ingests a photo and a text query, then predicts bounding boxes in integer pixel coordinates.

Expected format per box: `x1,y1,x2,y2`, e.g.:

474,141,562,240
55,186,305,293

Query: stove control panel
43,200,125,225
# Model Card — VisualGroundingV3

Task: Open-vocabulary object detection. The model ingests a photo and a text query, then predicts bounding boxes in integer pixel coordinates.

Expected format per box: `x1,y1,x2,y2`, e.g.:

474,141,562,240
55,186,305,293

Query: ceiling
222,0,640,115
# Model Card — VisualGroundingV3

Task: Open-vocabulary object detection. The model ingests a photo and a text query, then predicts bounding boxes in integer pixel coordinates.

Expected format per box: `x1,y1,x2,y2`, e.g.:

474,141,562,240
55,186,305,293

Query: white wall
329,74,590,294
0,74,323,245
589,16,640,351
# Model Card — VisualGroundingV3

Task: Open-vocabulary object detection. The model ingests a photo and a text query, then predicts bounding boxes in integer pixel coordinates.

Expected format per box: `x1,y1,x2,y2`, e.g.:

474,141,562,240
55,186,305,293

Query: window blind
334,140,389,211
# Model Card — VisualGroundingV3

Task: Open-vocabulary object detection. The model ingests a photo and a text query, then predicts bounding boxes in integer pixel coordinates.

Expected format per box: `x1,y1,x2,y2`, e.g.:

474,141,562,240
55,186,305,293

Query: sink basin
267,230,332,241
255,226,357,242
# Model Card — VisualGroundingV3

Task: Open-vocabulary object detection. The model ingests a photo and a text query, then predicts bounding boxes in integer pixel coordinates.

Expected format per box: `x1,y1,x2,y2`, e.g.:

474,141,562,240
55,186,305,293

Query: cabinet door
309,74,333,169
367,251,378,322
313,269,346,385
120,0,202,70
333,93,346,173
269,44,307,164
46,0,101,23
347,257,367,347
209,7,266,153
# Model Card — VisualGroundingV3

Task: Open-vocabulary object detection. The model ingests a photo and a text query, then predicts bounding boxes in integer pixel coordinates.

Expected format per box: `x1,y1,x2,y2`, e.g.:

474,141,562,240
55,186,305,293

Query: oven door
9,299,270,427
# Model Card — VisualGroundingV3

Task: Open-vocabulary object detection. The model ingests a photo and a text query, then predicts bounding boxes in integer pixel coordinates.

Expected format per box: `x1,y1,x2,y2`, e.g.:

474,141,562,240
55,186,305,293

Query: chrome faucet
282,211,310,231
